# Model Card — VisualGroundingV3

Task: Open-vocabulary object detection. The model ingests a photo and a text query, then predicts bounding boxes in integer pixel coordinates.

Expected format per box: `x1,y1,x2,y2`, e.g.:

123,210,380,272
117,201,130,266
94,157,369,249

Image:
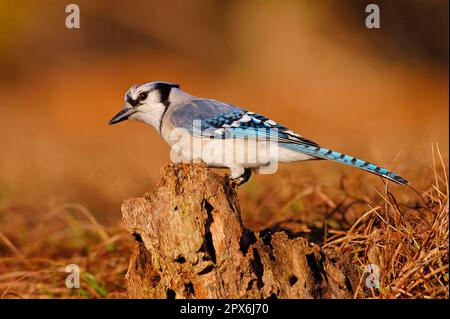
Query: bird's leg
229,167,252,187
223,172,234,190
237,168,252,185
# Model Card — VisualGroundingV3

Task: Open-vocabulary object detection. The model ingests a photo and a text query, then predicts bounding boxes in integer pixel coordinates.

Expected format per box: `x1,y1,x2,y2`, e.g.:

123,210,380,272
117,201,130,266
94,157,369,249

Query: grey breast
170,99,243,134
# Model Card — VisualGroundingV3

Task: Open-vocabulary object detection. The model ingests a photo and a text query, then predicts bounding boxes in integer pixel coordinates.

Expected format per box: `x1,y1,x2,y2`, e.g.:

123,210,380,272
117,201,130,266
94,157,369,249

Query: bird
108,81,407,186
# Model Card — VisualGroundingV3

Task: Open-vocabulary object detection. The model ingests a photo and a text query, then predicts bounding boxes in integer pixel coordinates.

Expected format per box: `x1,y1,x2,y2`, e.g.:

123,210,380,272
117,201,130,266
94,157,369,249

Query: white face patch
130,101,166,131
284,130,302,138
125,88,164,128
125,85,139,101
125,83,161,103
239,114,252,122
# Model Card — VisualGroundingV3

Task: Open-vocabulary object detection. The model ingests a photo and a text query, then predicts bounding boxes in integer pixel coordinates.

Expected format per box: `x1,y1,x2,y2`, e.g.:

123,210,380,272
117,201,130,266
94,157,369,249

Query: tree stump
122,163,359,299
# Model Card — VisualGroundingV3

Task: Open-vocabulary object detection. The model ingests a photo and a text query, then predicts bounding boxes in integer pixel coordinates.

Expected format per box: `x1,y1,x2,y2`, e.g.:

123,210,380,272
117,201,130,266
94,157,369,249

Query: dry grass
322,144,449,298
0,145,447,299
0,203,131,298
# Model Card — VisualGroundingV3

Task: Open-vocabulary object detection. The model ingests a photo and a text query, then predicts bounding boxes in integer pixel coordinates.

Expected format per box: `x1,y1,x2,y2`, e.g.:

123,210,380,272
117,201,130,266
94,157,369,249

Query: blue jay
109,81,407,186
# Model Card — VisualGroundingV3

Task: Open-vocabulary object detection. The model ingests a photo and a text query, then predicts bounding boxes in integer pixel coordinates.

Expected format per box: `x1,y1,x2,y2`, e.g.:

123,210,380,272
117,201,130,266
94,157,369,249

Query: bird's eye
138,92,148,100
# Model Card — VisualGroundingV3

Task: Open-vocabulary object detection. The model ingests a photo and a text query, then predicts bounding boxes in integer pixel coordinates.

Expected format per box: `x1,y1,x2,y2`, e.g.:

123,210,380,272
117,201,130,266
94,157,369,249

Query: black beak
108,107,136,125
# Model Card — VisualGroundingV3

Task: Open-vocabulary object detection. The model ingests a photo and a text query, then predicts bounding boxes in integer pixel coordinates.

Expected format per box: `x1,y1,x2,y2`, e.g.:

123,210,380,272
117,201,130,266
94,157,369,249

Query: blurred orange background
0,0,448,225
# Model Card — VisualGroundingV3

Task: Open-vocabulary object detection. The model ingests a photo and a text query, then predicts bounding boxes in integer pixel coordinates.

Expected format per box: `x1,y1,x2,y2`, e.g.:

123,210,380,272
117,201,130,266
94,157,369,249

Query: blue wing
169,99,408,185
170,99,318,146
170,99,242,131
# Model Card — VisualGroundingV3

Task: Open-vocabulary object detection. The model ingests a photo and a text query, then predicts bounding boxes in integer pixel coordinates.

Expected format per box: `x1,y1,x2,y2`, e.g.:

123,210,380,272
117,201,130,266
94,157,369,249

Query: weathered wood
122,163,358,299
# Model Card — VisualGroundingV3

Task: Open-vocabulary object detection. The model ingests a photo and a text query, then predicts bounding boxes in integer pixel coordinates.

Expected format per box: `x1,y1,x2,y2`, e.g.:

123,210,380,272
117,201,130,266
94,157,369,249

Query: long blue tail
283,143,408,185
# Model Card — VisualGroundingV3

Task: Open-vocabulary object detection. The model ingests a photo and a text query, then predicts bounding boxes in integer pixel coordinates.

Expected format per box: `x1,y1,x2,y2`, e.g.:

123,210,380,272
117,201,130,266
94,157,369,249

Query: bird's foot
224,174,238,190
229,168,252,188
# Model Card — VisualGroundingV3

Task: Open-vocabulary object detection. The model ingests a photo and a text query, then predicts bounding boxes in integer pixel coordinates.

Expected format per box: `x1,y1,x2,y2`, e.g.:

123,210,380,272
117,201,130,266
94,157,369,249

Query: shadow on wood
122,163,359,299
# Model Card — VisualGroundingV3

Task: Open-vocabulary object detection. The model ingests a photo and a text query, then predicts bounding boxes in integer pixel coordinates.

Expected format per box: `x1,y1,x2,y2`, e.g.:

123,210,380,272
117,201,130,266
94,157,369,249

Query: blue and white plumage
109,81,408,186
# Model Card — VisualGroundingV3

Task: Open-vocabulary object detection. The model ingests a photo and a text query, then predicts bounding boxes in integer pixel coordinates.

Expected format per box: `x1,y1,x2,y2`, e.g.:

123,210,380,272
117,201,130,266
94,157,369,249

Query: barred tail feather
284,144,408,185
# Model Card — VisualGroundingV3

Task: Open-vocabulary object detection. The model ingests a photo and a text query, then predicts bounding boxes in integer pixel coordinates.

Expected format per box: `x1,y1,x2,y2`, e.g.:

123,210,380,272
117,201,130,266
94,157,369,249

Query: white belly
165,129,314,170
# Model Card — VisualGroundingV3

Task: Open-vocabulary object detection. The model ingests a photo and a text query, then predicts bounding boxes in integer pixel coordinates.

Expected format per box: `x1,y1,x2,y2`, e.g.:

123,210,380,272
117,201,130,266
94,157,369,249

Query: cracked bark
122,163,359,299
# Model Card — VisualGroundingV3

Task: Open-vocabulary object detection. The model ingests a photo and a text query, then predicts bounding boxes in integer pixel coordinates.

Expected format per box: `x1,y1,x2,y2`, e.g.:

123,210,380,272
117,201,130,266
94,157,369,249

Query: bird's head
108,81,179,129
